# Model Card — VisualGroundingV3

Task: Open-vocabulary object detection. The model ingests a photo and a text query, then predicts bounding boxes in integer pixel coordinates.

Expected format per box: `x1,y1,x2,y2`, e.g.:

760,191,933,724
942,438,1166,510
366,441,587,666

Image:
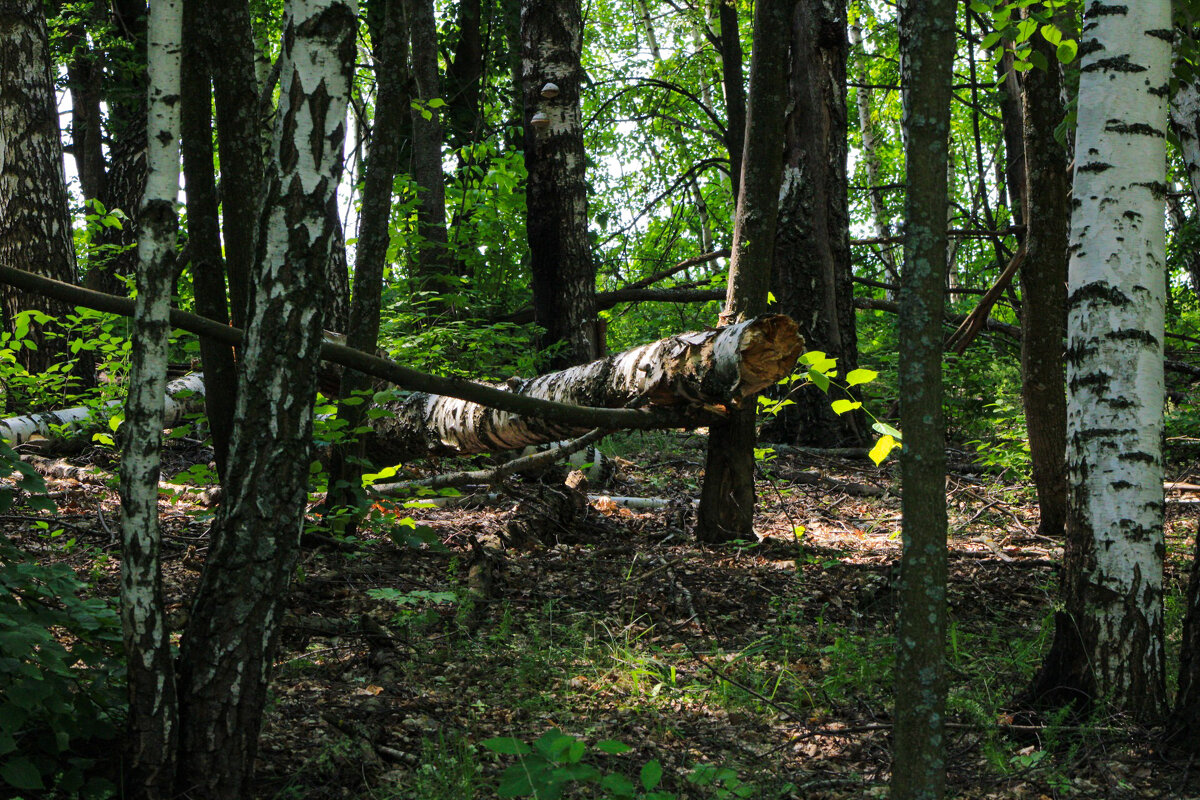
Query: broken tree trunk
364,314,802,464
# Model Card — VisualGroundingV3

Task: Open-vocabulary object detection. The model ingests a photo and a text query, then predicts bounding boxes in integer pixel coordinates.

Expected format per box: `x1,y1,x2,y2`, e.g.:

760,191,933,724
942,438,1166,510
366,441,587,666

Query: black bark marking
1066,341,1098,362
1118,451,1156,465
1068,282,1132,307
1082,56,1146,74
307,82,332,167
1104,121,1163,137
1133,181,1168,199
1068,372,1112,393
1076,161,1113,173
1085,2,1127,15
1104,328,1159,347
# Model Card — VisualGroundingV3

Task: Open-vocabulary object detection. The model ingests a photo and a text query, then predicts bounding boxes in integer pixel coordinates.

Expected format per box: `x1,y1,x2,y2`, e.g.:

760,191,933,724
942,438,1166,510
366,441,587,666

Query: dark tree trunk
86,0,148,296
696,0,791,544
521,0,598,368
763,0,862,448
326,0,408,521
179,0,236,479
0,0,87,408
407,0,455,306
717,0,745,201
204,0,265,328
174,2,356,795
58,2,107,205
1170,524,1200,749
1018,7,1068,541
447,0,484,148
892,0,955,796
325,208,351,333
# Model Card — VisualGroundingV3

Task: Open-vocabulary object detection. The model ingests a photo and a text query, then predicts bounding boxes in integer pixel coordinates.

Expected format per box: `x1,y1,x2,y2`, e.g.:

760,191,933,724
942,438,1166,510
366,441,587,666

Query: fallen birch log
0,373,207,449
0,264,785,431
0,274,802,462
364,315,802,463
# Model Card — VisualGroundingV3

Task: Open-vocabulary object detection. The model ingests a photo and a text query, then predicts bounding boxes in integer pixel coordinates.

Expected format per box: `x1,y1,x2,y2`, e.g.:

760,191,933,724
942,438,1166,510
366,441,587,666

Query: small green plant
761,351,901,465
482,729,667,799
0,537,125,795
481,729,753,799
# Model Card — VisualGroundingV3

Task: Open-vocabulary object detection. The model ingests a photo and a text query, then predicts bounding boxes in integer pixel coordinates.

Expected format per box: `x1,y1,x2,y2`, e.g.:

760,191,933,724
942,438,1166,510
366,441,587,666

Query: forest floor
6,429,1200,799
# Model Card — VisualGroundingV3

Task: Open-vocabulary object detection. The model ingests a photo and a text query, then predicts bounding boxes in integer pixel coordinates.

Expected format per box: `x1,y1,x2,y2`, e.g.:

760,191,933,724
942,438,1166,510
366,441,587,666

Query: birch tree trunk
893,0,954,796
118,0,182,793
174,2,356,794
765,0,862,448
1037,0,1171,721
1169,75,1200,292
522,0,599,368
0,0,86,403
696,0,791,543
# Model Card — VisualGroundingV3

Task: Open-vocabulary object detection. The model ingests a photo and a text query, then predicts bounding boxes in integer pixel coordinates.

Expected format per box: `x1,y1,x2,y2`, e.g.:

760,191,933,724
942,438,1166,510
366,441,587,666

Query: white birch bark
368,314,802,463
175,1,358,791
117,0,183,788
1066,0,1170,715
1170,77,1200,210
0,373,206,448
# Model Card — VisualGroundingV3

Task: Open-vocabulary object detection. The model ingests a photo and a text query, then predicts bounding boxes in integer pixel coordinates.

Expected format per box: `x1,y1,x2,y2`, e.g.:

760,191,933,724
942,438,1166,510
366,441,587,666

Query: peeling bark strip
1059,0,1169,719
0,373,206,449
367,315,803,464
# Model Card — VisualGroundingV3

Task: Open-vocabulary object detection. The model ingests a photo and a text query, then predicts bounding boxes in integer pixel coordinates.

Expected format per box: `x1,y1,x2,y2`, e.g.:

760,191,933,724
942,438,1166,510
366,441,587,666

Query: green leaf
481,736,532,755
830,399,862,415
1,757,45,791
871,421,902,439
497,766,535,797
807,368,830,394
869,435,900,466
640,760,663,791
980,30,1004,50
1039,23,1061,45
1056,39,1077,63
844,368,878,387
1015,17,1037,42
600,773,636,797
595,739,633,754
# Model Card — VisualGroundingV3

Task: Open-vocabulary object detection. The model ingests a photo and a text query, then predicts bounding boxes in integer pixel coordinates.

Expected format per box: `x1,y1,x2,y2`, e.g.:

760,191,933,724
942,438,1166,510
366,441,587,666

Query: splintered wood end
736,315,805,397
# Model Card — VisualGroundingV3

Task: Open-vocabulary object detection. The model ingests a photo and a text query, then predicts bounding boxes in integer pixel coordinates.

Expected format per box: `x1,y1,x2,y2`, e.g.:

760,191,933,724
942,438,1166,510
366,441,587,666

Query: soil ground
4,430,1199,799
